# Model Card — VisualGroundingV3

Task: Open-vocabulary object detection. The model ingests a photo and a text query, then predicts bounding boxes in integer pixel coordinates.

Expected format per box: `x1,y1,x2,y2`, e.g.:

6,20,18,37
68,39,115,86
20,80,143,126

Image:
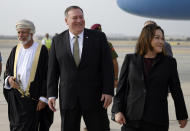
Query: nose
159,38,164,45
18,33,22,38
76,18,82,22
18,32,24,37
76,16,84,22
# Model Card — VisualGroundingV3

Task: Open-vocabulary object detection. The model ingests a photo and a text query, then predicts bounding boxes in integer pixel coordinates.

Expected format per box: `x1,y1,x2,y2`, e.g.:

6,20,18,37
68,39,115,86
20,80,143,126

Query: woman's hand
115,112,126,125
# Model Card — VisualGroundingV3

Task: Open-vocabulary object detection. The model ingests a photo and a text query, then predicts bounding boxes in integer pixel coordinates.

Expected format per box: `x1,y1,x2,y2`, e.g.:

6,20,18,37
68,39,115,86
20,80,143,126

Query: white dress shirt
69,30,84,58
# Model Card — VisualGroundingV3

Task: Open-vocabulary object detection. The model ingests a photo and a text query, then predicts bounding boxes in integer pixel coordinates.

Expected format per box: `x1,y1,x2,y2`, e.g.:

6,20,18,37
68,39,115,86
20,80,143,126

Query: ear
65,18,68,25
30,33,34,38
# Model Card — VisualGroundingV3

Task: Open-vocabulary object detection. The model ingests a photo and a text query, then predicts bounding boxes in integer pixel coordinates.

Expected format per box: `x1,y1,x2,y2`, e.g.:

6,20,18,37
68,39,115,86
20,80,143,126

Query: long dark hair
135,24,166,55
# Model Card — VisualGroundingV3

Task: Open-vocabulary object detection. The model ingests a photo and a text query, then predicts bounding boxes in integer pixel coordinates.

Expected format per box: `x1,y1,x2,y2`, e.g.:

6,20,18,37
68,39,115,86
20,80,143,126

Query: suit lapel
79,29,88,68
64,31,77,68
135,54,145,80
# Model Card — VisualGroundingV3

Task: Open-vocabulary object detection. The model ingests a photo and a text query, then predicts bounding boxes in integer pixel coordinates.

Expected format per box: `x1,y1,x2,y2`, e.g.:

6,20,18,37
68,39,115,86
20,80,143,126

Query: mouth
75,22,83,26
157,44,163,48
18,39,27,42
158,46,162,48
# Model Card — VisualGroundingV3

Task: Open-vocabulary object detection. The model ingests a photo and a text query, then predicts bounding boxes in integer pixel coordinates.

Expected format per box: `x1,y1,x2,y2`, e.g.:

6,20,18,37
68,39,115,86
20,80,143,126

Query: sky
0,0,190,37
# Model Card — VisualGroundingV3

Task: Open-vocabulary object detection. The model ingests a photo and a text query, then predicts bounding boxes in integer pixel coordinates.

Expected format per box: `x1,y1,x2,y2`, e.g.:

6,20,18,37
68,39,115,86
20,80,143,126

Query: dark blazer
112,53,188,125
47,28,114,110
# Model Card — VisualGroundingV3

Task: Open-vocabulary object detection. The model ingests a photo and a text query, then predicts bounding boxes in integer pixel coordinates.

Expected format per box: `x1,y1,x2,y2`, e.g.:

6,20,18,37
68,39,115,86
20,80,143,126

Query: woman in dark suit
111,24,188,131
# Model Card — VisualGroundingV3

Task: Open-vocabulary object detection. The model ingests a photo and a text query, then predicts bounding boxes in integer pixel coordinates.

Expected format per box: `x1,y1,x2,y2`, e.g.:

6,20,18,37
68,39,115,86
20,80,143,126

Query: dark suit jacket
47,29,114,110
112,53,188,125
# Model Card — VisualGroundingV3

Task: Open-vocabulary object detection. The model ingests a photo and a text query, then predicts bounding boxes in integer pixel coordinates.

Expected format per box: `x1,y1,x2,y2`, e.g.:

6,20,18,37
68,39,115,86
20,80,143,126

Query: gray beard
18,35,31,45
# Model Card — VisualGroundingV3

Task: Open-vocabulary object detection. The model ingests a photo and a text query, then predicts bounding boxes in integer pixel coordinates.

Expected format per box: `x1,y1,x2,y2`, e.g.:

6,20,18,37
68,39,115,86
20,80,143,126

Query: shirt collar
69,30,84,40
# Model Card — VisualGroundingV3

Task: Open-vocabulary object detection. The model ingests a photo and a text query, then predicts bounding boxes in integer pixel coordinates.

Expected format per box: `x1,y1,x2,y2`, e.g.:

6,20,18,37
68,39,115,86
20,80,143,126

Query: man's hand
48,98,56,112
101,94,112,109
8,76,19,89
36,100,46,111
178,119,188,128
115,112,126,125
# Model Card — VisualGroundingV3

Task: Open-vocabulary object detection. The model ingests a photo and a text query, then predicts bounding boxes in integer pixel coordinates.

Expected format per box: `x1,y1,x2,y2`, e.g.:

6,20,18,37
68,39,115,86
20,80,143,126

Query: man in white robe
3,19,53,131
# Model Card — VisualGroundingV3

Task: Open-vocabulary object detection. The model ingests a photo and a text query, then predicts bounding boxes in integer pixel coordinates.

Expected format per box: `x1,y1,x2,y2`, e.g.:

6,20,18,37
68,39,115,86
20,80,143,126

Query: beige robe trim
14,43,42,97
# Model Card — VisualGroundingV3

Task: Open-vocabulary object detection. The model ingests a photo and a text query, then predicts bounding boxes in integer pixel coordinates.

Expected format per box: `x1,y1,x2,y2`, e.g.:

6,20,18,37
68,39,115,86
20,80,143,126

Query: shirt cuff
48,97,56,100
4,76,12,89
39,97,48,104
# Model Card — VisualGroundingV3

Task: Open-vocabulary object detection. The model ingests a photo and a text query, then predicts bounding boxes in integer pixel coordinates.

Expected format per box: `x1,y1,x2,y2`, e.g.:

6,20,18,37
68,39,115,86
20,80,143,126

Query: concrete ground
0,40,190,130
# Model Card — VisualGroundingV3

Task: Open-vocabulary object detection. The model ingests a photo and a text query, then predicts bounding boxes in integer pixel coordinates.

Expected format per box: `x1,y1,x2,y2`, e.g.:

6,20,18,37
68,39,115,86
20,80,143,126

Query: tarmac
0,40,190,131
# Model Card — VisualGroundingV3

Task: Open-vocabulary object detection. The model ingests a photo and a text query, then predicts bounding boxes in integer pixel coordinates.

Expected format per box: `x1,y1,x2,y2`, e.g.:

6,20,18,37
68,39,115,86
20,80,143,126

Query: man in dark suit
47,6,114,131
